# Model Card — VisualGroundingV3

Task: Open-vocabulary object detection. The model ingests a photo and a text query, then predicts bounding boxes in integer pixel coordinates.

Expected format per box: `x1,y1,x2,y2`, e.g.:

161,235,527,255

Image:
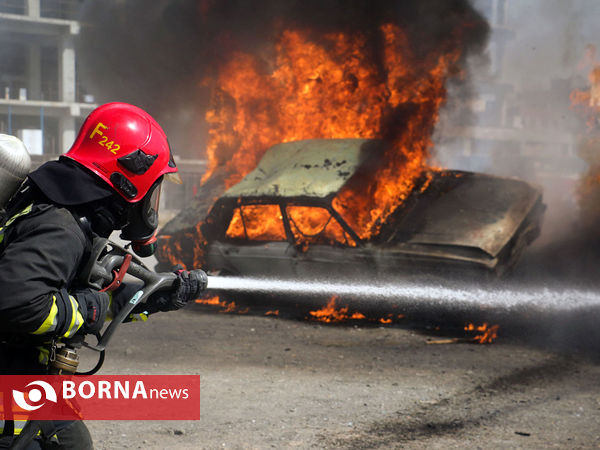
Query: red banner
0,375,200,420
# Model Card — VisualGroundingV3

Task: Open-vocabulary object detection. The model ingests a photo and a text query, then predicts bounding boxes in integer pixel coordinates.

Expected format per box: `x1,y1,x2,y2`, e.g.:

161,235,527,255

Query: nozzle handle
83,258,177,352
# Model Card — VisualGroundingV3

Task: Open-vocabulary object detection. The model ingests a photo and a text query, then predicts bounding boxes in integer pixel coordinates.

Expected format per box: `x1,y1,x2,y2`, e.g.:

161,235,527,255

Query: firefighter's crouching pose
0,103,207,449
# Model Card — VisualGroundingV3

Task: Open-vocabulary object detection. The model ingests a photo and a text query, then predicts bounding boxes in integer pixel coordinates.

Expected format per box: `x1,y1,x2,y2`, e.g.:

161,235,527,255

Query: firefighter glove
109,282,143,317
74,289,110,334
170,269,208,309
143,269,208,313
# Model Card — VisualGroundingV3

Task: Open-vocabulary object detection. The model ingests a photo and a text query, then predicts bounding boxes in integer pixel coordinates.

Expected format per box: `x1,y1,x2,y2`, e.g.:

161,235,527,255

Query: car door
284,205,373,279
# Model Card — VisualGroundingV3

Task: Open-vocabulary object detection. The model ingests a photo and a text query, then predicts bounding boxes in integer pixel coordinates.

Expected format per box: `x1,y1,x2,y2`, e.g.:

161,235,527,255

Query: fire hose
47,237,184,376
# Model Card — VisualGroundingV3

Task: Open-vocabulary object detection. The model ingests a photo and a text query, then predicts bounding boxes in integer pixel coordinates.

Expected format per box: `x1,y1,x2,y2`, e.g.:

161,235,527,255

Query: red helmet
64,102,181,203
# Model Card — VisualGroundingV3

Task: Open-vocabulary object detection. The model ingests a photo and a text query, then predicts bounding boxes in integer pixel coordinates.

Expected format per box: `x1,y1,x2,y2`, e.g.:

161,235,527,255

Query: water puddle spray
207,275,600,315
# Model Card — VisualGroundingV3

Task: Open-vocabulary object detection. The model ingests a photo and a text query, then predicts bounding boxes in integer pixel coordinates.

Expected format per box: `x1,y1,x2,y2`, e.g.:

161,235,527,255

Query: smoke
431,0,600,286
78,0,488,158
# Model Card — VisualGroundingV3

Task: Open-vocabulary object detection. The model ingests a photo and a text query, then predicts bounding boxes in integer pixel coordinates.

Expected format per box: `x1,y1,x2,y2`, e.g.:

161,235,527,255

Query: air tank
0,134,31,208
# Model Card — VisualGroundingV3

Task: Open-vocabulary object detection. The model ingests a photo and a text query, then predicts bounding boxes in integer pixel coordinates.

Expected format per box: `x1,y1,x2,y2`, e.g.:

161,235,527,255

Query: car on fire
158,139,544,279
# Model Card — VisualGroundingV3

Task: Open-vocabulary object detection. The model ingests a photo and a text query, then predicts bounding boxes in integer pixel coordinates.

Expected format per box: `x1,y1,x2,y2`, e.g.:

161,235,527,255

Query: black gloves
73,288,110,334
144,269,208,314
110,282,144,317
170,269,208,309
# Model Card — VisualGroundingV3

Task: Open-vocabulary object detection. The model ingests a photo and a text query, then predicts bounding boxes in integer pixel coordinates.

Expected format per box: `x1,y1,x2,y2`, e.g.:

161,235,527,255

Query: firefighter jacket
0,200,104,373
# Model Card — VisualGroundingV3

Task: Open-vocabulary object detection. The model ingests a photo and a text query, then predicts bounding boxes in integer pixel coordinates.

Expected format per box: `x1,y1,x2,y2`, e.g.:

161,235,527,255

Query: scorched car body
188,139,544,279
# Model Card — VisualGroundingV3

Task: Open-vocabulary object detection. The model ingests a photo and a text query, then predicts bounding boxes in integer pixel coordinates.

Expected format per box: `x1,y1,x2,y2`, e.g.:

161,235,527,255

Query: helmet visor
120,179,162,243
165,171,183,185
145,181,160,230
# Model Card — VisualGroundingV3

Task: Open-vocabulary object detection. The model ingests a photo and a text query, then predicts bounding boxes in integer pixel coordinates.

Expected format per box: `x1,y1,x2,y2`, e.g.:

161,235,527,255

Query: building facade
0,0,97,165
0,0,207,214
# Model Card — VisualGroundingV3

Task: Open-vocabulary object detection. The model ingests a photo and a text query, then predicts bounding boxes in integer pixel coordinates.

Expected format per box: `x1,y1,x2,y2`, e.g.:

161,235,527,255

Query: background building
0,0,206,215
438,0,583,182
0,0,96,164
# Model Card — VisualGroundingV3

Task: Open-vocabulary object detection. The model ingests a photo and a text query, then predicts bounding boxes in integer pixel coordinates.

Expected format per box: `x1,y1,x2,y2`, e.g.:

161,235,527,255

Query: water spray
207,275,600,317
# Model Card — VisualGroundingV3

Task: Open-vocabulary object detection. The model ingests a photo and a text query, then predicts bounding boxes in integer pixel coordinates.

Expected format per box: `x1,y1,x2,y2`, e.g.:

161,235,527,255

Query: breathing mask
120,178,162,257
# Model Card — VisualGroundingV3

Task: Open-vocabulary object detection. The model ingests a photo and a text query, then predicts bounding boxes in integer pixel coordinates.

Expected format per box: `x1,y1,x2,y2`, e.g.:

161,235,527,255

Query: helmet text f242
89,122,121,155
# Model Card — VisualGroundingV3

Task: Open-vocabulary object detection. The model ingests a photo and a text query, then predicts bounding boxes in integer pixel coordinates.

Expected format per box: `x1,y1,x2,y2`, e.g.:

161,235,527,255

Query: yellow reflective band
37,346,50,365
128,312,148,322
13,420,28,435
31,296,58,335
0,203,33,244
0,420,32,436
63,296,84,338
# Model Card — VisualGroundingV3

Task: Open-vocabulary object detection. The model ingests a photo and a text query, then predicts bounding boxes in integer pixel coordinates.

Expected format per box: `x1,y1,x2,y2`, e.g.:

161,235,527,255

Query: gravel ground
84,306,600,449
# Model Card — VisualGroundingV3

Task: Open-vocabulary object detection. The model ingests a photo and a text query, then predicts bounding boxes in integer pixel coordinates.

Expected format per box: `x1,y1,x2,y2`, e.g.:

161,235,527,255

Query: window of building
0,0,25,15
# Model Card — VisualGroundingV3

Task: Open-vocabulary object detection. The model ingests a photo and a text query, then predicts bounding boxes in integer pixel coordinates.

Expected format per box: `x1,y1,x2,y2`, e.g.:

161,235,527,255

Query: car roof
222,139,376,199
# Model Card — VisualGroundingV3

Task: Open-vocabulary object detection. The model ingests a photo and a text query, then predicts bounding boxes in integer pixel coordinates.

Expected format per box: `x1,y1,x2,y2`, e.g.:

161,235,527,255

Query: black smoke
78,0,488,157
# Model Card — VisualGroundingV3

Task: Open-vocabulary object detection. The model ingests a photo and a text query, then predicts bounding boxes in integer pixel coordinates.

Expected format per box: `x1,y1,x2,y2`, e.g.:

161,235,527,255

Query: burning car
158,139,544,279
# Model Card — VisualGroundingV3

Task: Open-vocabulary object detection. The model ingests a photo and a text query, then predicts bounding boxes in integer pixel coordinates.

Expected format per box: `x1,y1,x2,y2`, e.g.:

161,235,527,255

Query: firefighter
0,103,207,449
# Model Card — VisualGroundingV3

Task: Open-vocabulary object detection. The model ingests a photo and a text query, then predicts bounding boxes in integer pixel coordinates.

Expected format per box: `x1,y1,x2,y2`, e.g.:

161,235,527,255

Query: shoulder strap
68,211,96,284
0,180,35,226
0,182,39,248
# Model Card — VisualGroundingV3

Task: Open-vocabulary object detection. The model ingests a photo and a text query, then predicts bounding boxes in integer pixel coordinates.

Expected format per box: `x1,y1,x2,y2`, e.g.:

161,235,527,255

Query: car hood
387,171,543,258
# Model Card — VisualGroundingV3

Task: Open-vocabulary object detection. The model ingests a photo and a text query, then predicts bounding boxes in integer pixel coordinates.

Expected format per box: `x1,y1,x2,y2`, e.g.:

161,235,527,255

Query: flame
287,206,356,247
195,295,247,313
570,70,600,128
464,322,499,344
308,296,367,323
226,204,286,240
570,45,600,230
196,294,403,324
195,296,222,306
200,25,459,245
196,295,404,324
159,18,471,285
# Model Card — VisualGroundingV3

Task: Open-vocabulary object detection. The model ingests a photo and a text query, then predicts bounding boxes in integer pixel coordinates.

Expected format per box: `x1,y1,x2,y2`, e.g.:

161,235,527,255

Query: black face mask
120,179,162,257
77,196,129,239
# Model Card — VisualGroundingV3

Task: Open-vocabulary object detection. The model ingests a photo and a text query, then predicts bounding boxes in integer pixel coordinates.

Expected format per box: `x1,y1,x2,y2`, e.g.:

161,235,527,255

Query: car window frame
224,202,288,242
284,203,359,247
217,197,363,247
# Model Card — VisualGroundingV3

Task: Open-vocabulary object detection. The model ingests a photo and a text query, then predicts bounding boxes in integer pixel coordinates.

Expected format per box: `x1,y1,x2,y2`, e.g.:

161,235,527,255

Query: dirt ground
82,304,600,450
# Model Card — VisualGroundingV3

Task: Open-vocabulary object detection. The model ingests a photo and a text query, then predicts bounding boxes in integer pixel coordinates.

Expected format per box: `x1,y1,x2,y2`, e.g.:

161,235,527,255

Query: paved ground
85,305,600,449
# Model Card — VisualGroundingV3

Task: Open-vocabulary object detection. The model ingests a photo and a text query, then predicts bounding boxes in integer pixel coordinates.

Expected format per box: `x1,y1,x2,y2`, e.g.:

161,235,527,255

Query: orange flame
195,296,222,306
158,18,469,270
196,295,403,324
202,25,459,243
195,296,247,314
570,45,600,229
308,296,367,323
464,322,499,344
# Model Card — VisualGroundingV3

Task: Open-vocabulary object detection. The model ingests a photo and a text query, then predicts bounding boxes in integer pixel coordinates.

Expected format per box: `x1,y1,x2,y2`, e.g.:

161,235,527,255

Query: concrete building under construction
0,0,95,162
0,0,206,214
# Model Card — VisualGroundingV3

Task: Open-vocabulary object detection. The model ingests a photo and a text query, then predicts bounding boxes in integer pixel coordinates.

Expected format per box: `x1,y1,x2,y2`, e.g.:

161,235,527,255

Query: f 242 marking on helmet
89,122,122,155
